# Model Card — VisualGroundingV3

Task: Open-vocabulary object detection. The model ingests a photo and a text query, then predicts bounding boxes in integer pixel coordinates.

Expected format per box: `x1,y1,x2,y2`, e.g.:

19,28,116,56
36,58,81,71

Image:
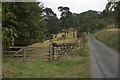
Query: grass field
95,28,119,52
3,29,90,78
30,30,77,48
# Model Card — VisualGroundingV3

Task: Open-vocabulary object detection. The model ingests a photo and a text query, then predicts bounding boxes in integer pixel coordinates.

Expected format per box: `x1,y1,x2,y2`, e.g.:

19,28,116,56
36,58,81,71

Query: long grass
3,29,90,78
95,28,119,52
3,46,89,78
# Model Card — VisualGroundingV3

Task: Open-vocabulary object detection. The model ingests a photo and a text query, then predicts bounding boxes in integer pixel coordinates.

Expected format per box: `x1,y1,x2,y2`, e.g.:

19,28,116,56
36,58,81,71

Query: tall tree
2,2,18,51
43,7,60,40
58,6,73,38
114,1,120,28
76,10,106,35
10,2,47,45
102,2,117,26
2,2,47,51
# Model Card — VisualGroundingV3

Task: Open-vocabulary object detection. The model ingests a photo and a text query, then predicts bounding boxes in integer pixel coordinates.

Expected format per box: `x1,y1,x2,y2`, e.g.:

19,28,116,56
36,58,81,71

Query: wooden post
57,47,60,58
23,48,26,62
49,43,54,62
53,47,60,60
45,54,50,62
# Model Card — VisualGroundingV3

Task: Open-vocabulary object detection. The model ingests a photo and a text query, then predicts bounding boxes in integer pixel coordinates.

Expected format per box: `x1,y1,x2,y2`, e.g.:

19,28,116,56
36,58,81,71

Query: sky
39,0,108,18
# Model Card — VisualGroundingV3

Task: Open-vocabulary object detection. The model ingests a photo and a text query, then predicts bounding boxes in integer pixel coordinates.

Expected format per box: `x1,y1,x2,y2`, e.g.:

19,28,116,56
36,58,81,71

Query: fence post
49,43,54,61
23,48,26,62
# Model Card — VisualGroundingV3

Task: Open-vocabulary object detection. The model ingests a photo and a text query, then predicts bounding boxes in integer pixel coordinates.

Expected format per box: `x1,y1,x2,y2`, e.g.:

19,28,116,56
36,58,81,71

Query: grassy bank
3,47,89,78
95,28,119,52
3,30,90,78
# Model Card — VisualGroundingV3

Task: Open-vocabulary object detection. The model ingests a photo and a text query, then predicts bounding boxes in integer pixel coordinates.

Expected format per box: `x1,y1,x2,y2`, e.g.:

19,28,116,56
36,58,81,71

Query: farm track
88,35,118,78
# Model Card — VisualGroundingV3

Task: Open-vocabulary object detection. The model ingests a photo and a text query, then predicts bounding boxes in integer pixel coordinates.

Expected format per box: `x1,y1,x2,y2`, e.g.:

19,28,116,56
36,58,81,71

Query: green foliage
114,1,120,28
2,2,18,51
67,46,89,57
2,27,18,51
102,1,120,28
0,2,1,23
2,2,48,48
75,10,106,35
43,8,60,37
58,6,75,38
58,6,74,30
11,2,47,45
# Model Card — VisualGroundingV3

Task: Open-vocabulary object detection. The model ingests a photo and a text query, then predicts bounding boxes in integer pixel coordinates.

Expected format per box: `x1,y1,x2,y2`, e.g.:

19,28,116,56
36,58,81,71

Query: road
88,35,118,78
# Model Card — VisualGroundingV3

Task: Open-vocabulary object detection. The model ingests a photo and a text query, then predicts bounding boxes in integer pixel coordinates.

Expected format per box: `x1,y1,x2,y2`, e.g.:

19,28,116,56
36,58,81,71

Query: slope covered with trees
2,1,119,52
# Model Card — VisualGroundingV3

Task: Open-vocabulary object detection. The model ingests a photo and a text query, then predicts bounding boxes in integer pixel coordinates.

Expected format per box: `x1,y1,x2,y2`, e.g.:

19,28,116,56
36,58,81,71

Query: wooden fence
45,42,80,62
4,32,88,63
4,35,87,63
4,46,49,62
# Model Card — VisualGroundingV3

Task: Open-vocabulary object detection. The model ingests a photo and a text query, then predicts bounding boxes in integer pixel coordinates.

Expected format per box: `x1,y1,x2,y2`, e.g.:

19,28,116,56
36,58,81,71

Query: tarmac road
88,35,118,78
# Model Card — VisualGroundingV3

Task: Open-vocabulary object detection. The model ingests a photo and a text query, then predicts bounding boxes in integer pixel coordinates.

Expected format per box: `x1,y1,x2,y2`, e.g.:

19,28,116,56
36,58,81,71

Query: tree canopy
43,7,60,37
2,2,47,51
2,1,119,51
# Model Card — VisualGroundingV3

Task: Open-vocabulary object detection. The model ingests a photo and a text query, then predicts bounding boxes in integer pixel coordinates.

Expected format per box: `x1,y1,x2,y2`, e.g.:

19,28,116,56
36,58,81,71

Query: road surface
88,35,118,78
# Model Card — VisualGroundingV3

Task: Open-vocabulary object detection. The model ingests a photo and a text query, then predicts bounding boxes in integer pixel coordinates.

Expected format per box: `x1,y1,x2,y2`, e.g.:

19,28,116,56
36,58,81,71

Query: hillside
3,30,90,78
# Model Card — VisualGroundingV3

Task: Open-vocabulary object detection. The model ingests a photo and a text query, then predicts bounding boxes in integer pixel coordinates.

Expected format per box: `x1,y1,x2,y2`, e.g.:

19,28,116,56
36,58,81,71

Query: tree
2,2,48,51
76,10,106,35
114,1,120,28
10,2,47,45
102,2,118,27
0,2,1,23
43,7,60,40
72,13,80,37
58,6,74,38
2,2,18,51
102,1,120,28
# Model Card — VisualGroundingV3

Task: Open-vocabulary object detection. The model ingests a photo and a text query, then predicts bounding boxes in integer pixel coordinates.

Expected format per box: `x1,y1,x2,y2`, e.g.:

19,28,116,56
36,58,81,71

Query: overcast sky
39,0,108,18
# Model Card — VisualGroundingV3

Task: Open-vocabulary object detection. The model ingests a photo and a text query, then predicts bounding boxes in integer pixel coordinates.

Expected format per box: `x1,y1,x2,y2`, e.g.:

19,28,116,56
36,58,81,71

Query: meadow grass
3,29,90,78
67,46,89,57
30,31,77,48
3,46,89,78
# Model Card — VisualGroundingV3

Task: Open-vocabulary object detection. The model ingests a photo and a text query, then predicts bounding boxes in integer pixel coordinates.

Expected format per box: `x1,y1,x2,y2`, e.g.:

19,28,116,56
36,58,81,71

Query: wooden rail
9,46,25,48
4,46,25,61
5,51,17,53
5,46,49,62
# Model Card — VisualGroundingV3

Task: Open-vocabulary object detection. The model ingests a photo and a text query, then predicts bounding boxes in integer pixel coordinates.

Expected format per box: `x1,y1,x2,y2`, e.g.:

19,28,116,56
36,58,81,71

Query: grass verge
95,28,119,52
3,46,89,78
